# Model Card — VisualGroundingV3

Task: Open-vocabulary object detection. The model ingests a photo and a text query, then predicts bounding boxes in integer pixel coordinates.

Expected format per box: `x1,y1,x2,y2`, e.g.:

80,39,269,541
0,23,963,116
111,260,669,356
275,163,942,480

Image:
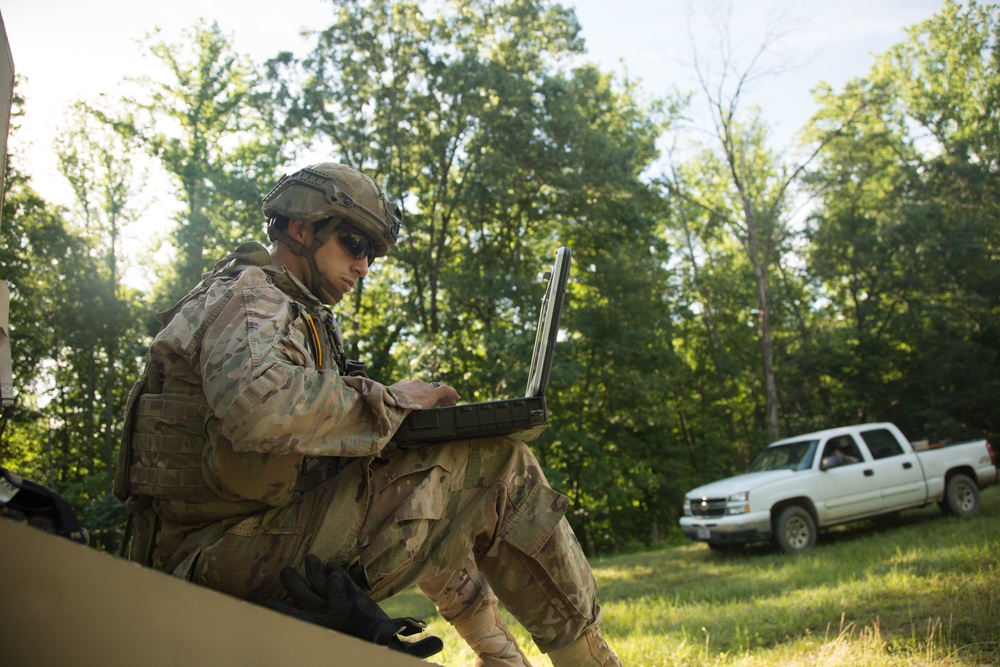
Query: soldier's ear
286,218,312,245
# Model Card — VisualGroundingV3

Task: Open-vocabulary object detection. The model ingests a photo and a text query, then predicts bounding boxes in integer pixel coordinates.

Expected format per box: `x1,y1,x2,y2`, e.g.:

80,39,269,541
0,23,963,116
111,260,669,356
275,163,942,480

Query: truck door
857,426,926,509
813,434,883,521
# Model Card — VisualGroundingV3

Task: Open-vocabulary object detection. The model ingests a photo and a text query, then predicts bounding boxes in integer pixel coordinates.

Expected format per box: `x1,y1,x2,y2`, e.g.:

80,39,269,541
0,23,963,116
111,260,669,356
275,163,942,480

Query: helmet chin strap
304,251,344,304
270,218,345,304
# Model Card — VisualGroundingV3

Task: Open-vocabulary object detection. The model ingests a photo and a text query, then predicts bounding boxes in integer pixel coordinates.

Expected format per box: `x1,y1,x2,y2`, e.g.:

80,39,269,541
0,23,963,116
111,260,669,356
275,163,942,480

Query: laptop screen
525,247,570,397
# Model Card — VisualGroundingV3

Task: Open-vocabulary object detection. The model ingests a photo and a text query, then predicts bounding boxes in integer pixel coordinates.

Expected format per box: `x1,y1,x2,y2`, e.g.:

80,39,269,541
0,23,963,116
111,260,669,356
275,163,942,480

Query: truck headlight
726,491,750,515
682,499,692,516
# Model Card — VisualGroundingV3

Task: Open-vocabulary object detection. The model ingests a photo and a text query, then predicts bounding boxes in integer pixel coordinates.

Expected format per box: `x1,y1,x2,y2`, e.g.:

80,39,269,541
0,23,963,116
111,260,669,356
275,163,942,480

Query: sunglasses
336,228,378,266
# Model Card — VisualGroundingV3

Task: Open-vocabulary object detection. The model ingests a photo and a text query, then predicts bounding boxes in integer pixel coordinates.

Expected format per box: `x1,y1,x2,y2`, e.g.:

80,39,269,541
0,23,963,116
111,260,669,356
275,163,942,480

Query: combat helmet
262,162,402,302
263,162,401,254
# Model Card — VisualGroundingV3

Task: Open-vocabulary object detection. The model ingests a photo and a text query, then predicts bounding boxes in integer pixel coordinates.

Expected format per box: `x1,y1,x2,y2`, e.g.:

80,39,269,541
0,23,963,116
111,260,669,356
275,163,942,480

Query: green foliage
2,84,145,551
126,20,288,309
806,0,1000,440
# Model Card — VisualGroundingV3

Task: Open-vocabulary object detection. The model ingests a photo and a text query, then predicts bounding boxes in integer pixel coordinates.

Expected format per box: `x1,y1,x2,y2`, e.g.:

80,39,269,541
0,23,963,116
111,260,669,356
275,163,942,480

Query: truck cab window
748,440,817,472
820,435,862,468
860,428,905,460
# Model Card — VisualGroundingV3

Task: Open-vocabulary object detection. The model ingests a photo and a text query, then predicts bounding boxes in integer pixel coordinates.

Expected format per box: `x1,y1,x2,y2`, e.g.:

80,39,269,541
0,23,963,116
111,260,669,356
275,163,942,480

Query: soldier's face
313,225,371,297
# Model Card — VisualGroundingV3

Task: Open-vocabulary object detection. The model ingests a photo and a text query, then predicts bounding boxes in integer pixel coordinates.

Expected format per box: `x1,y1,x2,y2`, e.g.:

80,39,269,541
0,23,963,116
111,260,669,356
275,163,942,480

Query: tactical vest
113,243,351,566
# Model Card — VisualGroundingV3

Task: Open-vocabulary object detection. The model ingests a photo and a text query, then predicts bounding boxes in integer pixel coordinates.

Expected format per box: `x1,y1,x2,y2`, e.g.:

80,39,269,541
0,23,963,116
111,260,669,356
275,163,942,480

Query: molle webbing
129,394,215,501
129,380,299,524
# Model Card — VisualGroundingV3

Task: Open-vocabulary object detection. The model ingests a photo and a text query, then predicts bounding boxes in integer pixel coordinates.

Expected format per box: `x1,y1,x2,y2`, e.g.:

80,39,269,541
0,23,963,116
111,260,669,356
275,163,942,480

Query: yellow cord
305,313,322,367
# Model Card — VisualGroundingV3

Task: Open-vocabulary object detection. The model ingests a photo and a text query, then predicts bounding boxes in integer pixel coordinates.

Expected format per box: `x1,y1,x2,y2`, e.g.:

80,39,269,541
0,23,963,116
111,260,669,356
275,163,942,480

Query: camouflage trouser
184,436,597,652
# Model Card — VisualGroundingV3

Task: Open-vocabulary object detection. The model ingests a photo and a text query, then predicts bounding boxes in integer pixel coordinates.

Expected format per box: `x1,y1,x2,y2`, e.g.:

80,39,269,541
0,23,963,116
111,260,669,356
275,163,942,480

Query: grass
380,485,1000,666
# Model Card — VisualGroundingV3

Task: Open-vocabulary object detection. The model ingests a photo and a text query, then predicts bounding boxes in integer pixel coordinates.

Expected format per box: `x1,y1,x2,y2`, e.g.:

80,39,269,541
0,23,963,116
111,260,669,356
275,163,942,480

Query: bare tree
664,0,866,440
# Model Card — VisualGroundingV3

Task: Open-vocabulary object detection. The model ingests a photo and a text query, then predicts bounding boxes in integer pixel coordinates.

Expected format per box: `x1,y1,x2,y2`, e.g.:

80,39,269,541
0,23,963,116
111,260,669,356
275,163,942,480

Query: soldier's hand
391,379,460,408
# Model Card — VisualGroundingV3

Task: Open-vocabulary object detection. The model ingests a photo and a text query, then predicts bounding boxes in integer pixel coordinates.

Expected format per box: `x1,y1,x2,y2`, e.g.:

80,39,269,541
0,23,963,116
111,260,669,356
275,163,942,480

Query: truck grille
690,498,727,518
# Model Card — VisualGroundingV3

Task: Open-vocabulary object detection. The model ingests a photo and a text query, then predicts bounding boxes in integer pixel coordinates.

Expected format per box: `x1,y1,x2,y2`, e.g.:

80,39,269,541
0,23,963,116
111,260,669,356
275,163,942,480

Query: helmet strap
269,218,345,303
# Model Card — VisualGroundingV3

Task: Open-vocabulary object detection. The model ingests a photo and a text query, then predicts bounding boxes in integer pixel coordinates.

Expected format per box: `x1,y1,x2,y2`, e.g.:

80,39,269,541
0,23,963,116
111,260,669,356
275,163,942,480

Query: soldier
113,162,620,666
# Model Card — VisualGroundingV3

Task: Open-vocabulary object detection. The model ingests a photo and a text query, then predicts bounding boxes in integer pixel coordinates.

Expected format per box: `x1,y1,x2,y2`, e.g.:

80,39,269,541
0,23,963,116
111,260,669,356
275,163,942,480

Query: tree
660,1,876,443
126,21,286,308
54,99,148,459
1,143,138,552
659,153,770,475
806,0,1000,439
654,1,807,442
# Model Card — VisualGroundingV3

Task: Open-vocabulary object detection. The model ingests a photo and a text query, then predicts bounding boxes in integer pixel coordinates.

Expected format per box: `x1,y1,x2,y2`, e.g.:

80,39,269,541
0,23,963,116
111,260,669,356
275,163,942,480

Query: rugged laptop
393,247,571,446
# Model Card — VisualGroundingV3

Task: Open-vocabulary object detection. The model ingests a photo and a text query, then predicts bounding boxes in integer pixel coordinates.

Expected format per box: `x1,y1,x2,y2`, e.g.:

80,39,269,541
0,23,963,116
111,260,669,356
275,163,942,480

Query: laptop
393,247,571,446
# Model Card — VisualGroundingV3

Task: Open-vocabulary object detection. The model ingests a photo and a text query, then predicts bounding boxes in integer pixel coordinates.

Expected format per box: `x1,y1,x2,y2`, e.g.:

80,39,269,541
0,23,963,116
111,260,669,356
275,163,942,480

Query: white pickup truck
679,422,997,553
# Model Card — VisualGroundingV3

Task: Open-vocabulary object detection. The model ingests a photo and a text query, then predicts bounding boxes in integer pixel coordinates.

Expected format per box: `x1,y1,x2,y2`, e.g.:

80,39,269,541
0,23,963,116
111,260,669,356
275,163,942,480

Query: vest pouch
113,369,151,505
202,416,303,507
129,394,215,500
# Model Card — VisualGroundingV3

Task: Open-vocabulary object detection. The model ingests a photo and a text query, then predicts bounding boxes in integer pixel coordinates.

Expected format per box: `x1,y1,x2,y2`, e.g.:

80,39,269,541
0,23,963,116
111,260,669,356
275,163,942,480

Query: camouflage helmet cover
262,162,401,256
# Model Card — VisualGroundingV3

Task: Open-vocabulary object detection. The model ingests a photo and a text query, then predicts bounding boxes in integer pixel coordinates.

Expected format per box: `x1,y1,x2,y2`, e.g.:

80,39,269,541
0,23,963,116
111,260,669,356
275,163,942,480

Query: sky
2,0,947,215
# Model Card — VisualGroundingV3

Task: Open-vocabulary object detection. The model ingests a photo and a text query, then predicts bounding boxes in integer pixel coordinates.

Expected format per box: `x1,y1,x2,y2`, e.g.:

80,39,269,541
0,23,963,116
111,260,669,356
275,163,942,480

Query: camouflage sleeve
157,267,422,457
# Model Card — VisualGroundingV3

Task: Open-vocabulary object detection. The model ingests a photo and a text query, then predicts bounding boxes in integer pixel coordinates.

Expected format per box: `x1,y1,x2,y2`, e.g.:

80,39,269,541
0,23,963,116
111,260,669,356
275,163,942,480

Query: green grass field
381,484,1000,666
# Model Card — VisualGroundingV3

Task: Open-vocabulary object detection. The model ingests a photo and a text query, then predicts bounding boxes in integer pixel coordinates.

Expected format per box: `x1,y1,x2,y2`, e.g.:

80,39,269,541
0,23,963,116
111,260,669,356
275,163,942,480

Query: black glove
268,554,443,659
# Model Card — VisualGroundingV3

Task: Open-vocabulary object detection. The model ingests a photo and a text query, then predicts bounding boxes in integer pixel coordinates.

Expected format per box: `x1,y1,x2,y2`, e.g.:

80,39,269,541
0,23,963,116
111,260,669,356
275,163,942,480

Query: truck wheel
942,473,980,518
773,506,816,554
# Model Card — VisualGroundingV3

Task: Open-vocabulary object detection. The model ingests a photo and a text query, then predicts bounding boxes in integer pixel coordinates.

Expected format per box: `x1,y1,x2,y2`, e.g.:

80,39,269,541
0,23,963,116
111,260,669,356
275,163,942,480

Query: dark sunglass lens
338,232,362,257
340,231,377,265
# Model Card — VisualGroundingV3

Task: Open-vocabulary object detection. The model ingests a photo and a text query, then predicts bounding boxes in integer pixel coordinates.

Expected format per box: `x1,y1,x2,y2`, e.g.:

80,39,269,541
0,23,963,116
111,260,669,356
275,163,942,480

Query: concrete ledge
0,519,436,666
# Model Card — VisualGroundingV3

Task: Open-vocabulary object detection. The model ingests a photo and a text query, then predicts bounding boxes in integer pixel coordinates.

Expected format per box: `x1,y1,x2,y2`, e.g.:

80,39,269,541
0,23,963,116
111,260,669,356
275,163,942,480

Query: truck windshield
748,440,818,472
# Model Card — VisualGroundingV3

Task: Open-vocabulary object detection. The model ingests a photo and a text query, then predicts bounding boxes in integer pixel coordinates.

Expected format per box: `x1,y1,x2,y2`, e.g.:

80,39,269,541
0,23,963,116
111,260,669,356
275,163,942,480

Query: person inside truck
113,162,620,667
821,436,861,468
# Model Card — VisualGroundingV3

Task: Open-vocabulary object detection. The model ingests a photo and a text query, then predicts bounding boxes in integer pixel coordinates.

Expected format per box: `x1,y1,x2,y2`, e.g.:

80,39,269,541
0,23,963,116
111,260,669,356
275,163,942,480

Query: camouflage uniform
114,242,600,654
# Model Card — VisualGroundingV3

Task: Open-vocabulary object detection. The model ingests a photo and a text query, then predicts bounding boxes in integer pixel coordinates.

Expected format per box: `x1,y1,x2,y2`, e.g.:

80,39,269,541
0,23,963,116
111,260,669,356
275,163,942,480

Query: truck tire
773,506,816,554
942,473,980,518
